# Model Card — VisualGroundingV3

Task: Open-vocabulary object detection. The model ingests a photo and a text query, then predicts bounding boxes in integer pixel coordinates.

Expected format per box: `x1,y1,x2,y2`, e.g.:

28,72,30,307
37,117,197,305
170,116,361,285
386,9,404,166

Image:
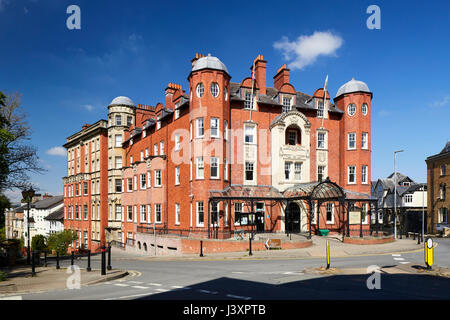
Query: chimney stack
252,54,267,95
191,52,206,68
165,83,182,109
273,64,290,91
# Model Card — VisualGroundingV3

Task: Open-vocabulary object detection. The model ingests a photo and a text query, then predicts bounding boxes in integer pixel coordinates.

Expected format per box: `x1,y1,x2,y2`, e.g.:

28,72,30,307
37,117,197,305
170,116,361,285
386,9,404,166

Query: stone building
426,141,449,233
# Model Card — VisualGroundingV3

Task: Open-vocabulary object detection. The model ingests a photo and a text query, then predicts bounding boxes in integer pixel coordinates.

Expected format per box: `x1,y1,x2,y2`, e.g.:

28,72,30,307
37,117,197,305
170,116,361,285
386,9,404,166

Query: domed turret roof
192,54,229,74
109,96,135,107
336,78,370,98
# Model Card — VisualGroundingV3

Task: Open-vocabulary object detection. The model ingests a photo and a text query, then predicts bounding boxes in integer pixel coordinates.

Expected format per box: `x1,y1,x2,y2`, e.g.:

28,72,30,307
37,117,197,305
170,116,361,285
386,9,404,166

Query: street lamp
393,150,404,239
22,186,35,265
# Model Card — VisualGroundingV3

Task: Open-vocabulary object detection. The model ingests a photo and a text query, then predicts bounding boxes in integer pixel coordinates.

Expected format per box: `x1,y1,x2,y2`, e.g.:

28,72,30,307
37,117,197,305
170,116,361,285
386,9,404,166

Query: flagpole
321,75,328,128
250,61,256,121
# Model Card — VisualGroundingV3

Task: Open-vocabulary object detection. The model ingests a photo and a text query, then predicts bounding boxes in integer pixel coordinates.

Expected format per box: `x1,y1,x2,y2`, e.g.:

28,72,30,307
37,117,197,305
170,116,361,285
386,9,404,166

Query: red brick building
64,53,374,250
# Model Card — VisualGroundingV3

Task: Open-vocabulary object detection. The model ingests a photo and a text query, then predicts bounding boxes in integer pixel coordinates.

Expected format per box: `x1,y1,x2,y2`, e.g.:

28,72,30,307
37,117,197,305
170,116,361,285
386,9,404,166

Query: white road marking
155,288,168,292
104,292,154,300
148,283,162,286
400,262,410,264
129,281,144,284
132,286,150,289
232,272,244,274
197,289,217,294
392,254,401,257
114,283,130,287
0,296,22,300
226,294,251,300
394,258,405,261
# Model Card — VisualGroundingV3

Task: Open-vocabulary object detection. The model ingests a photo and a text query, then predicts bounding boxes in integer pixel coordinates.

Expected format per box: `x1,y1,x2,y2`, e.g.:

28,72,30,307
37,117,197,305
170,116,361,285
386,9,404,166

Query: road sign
265,238,281,249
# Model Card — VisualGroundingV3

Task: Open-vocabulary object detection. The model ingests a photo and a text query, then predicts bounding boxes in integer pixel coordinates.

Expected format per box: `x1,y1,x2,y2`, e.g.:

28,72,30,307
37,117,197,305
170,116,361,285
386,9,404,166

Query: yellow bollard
425,237,433,270
326,240,330,269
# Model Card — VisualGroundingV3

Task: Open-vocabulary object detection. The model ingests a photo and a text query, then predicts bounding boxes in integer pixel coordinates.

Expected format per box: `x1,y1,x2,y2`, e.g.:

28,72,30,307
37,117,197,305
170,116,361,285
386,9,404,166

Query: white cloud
378,110,391,117
46,146,66,156
429,95,450,108
83,104,94,111
273,31,343,70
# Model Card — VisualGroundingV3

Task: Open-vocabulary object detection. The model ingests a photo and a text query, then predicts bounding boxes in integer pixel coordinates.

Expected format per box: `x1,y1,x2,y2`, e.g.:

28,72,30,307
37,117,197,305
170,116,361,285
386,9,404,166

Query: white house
27,196,64,239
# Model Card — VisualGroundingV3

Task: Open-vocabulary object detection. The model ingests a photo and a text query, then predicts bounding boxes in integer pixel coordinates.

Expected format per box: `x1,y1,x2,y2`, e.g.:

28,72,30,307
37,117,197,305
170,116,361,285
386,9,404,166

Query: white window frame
362,132,368,150
196,83,204,98
294,162,302,181
348,133,356,150
140,205,147,223
317,132,326,149
196,157,204,180
245,161,254,182
224,159,228,181
362,165,368,184
348,166,356,184
196,118,204,138
244,124,256,144
154,170,162,187
154,204,162,223
175,166,180,185
210,82,219,98
196,201,204,227
284,161,292,181
326,203,334,224
210,117,219,138
127,206,133,222
140,173,147,189
210,157,219,179
175,134,180,151
175,203,180,225
160,141,164,155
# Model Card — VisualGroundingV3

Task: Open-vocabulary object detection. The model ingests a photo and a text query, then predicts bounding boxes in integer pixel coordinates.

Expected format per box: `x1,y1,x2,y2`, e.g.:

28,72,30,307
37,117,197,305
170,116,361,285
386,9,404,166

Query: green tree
47,230,78,255
0,91,45,191
31,234,47,252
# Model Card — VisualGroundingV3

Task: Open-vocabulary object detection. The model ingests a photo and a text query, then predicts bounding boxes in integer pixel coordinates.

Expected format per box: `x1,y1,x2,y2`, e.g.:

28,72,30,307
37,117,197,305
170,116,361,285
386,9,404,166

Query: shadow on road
135,273,450,300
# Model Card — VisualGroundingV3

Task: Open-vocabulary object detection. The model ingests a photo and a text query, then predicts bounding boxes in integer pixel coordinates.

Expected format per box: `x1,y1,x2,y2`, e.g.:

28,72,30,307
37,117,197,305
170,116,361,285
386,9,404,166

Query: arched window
285,125,301,145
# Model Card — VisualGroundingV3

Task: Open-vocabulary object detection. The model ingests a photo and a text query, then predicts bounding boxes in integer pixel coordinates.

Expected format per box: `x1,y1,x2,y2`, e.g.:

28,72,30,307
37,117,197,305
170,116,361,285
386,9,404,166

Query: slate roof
229,82,344,114
441,141,450,154
45,208,64,221
32,196,63,209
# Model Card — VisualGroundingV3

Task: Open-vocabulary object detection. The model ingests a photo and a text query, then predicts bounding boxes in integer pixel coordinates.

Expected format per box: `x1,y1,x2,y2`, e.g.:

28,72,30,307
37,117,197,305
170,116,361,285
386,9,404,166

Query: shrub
47,230,77,255
31,234,47,252
0,271,7,281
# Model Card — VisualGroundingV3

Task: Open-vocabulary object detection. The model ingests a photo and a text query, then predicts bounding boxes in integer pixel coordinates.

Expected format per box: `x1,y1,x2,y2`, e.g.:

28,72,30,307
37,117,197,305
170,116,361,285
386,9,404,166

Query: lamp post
22,187,35,265
394,150,404,239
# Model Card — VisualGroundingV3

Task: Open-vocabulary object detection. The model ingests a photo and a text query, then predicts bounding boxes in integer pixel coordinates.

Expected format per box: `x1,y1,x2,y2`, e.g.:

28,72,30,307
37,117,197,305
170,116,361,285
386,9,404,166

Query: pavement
0,236,441,299
113,235,424,261
0,265,128,296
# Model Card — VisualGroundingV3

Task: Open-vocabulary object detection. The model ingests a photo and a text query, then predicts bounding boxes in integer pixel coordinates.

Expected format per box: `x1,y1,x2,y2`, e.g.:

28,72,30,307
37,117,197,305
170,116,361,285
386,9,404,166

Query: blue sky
0,0,449,202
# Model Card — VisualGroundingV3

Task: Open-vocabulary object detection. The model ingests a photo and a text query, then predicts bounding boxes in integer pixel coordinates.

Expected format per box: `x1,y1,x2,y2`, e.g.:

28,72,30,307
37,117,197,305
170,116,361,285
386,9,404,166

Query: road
9,238,450,300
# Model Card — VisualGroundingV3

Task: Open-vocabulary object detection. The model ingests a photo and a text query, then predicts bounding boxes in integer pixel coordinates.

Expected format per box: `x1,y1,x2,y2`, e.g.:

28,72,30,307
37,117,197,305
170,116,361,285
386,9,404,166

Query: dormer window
244,91,255,110
317,100,324,118
282,96,291,112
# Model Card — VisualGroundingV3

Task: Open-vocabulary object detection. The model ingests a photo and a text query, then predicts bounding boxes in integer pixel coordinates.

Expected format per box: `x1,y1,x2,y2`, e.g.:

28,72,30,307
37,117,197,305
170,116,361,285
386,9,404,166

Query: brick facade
63,53,373,249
